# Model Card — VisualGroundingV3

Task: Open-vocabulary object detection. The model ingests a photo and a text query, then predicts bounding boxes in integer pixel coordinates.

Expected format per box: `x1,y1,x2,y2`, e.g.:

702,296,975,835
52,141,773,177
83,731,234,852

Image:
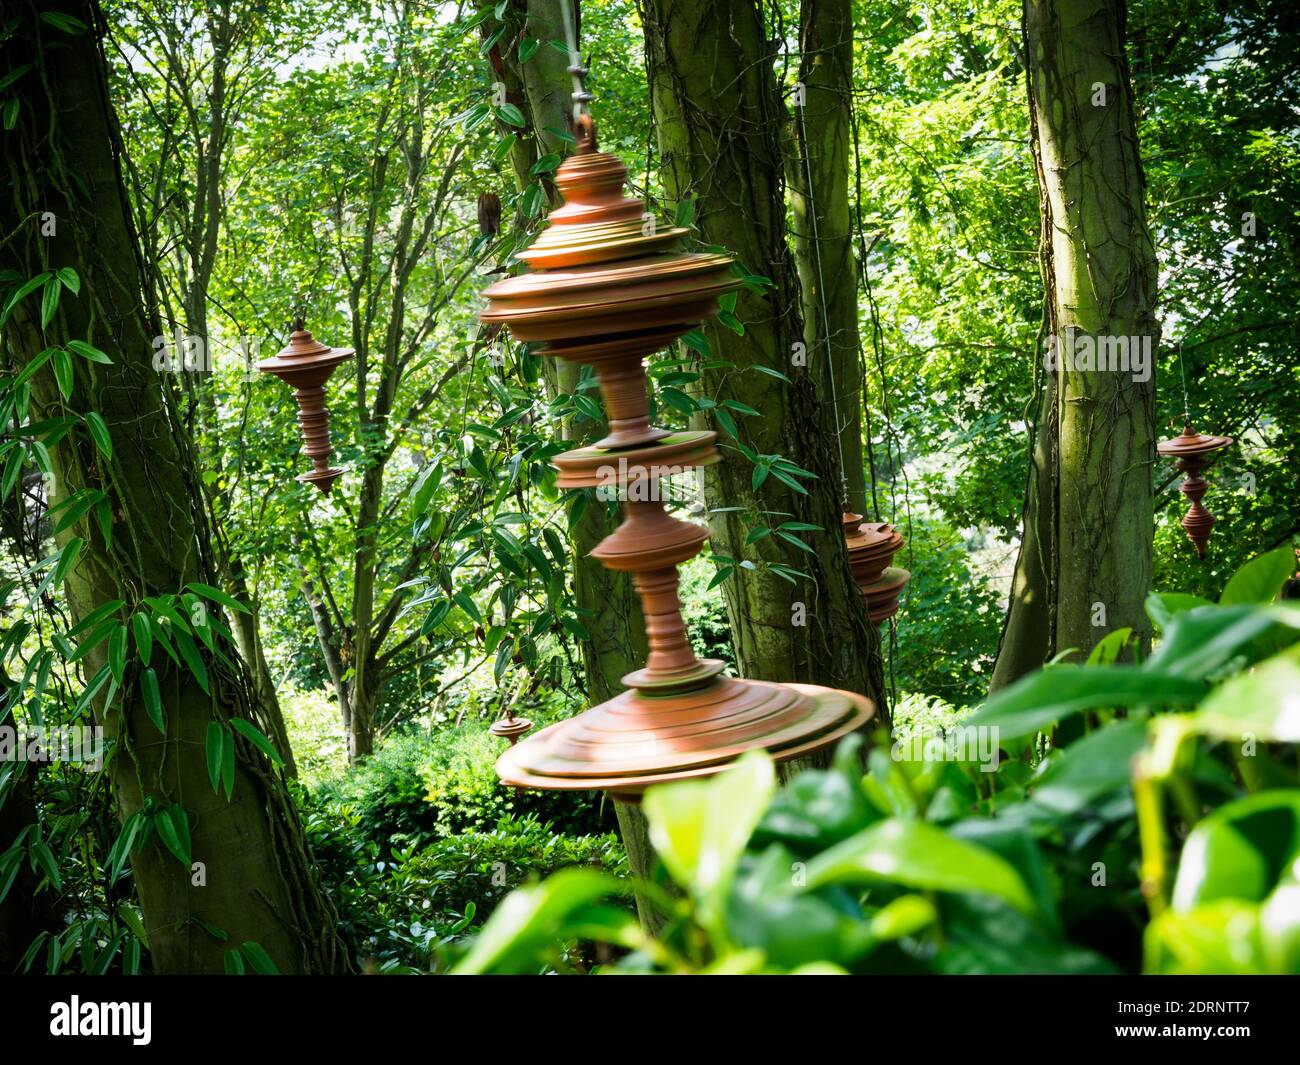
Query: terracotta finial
257,320,351,494
1157,424,1233,559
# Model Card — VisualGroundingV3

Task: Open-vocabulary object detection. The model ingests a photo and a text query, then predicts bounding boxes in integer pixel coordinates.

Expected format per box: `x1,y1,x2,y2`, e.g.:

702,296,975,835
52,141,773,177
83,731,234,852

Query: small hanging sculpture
257,319,351,494
489,713,533,746
478,115,874,797
843,510,910,623
1156,424,1233,559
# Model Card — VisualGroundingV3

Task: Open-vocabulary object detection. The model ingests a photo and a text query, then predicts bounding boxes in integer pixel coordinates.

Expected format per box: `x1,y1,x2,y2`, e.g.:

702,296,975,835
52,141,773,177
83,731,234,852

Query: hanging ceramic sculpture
1156,423,1233,559
489,712,533,746
257,319,351,493
842,509,910,623
479,115,874,798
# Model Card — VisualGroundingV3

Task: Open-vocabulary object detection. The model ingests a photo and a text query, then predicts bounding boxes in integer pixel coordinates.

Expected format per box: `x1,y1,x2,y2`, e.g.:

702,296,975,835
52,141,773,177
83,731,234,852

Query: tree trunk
0,0,347,973
787,0,868,517
641,0,886,712
991,0,1158,692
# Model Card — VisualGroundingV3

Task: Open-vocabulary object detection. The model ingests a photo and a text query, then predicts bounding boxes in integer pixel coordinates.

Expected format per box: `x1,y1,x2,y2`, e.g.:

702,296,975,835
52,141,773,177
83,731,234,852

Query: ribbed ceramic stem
294,384,335,478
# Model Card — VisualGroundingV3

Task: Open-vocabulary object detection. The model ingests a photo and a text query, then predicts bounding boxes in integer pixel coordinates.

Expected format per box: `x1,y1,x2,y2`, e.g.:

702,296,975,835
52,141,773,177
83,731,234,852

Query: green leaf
224,949,246,975
54,267,79,294
0,63,33,93
530,152,562,175
51,536,83,586
13,346,55,386
1,271,50,324
805,819,1039,917
1145,900,1266,975
1172,791,1300,912
1146,604,1300,679
221,729,235,799
643,751,776,936
1027,719,1147,816
131,613,152,666
206,723,224,793
1190,649,1300,742
495,102,526,127
39,275,60,328
453,589,482,623
184,581,250,615
239,941,280,975
107,624,127,684
84,412,112,459
154,804,191,866
66,339,112,364
453,869,629,975
138,668,164,734
1220,546,1296,606
965,665,1206,741
29,840,61,891
173,629,208,693
519,182,544,219
518,36,540,62
230,717,284,768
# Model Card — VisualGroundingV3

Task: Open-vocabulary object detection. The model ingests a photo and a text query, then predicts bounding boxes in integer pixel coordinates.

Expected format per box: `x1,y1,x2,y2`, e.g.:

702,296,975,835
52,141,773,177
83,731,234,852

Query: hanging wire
1177,341,1191,423
795,88,851,509
558,0,591,123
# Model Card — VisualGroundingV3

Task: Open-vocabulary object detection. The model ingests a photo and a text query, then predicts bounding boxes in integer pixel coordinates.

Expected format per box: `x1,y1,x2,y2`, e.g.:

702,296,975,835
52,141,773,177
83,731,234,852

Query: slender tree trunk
641,0,886,713
787,0,868,517
0,1,347,972
991,0,1158,692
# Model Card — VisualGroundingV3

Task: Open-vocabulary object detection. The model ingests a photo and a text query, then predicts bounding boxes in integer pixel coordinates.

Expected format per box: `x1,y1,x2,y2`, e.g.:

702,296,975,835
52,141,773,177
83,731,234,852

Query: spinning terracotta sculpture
479,115,873,797
1157,424,1233,559
842,510,909,624
257,319,351,493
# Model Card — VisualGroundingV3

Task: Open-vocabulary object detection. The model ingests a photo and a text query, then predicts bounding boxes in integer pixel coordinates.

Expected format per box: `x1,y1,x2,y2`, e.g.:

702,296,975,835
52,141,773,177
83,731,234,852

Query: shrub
450,546,1300,975
303,721,613,852
301,808,626,973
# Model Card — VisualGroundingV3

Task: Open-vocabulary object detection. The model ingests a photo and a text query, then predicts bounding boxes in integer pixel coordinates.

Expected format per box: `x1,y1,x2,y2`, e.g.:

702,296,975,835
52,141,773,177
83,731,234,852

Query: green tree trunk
0,0,346,973
991,0,1158,692
641,0,885,712
787,0,868,517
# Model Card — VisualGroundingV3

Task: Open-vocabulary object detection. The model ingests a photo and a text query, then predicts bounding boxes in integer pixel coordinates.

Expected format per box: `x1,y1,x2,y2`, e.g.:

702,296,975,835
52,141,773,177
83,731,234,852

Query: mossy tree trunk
991,0,1158,693
787,0,868,518
0,0,346,973
641,0,885,713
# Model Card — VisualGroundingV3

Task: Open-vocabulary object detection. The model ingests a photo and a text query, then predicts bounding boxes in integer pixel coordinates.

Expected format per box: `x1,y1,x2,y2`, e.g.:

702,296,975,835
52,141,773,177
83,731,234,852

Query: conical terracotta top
480,118,741,386
1157,423,1232,457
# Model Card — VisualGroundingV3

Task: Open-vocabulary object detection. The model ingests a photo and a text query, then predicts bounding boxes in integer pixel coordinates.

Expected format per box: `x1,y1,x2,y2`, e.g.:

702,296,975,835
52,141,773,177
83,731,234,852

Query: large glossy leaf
754,738,878,853
1172,791,1300,911
1144,900,1266,975
965,665,1204,740
804,818,1039,916
643,750,775,934
1220,546,1296,606
452,869,631,974
1260,877,1300,974
1189,649,1300,742
1145,591,1214,632
1025,719,1147,816
726,846,875,968
1146,604,1300,679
